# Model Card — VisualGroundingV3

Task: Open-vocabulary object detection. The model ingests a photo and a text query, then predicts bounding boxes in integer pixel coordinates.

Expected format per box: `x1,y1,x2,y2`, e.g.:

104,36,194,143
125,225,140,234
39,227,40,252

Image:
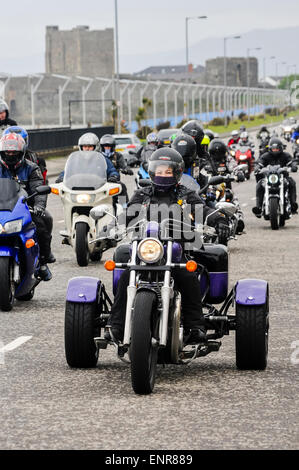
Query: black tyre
269,198,279,230
16,288,35,302
0,257,15,311
65,301,99,368
75,222,89,267
130,291,159,395
235,303,269,370
90,250,103,262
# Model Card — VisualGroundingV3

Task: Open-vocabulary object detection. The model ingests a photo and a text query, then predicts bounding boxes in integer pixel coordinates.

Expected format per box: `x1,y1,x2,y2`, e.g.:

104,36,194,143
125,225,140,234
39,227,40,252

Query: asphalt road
0,132,299,450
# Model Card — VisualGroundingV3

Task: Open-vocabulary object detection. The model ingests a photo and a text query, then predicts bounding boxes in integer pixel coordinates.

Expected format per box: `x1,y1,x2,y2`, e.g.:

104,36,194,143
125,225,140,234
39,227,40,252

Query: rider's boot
252,206,262,218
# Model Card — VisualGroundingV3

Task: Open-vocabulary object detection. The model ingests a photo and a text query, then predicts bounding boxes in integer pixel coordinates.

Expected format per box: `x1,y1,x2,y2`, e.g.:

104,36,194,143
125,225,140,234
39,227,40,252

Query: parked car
113,134,142,153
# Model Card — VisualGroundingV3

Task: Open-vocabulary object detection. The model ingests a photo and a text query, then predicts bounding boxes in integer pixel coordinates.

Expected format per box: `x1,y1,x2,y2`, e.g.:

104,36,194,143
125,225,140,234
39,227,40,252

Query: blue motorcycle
0,178,51,311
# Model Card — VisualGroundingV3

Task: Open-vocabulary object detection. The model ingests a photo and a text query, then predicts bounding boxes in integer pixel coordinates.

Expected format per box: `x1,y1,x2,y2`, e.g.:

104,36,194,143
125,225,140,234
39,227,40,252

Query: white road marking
0,336,32,353
242,203,248,208
251,197,256,201
58,220,64,224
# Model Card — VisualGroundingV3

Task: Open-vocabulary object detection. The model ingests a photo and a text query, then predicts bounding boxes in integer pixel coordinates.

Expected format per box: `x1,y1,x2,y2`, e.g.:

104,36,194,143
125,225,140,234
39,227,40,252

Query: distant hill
120,26,298,77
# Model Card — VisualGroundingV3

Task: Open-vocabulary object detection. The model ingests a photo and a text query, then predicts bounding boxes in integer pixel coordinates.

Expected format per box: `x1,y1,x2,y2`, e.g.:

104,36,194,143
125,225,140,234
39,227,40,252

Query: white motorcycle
51,151,122,266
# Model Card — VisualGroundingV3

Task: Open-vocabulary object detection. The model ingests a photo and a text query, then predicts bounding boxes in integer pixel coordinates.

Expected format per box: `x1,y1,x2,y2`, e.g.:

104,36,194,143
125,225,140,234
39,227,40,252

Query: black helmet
148,148,184,191
100,134,116,155
181,120,204,146
172,133,197,169
208,139,228,162
295,125,299,134
269,138,283,155
260,125,268,132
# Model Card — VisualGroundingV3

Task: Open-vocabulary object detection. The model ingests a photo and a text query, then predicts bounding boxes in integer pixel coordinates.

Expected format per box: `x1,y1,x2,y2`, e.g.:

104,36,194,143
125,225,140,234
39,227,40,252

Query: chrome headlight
0,219,23,234
71,194,95,204
137,238,164,264
268,174,279,185
239,155,247,161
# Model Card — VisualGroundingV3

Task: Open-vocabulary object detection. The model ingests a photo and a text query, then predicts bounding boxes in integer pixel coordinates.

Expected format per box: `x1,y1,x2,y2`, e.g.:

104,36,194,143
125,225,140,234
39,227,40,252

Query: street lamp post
185,16,207,82
224,35,241,126
114,0,121,134
247,47,262,122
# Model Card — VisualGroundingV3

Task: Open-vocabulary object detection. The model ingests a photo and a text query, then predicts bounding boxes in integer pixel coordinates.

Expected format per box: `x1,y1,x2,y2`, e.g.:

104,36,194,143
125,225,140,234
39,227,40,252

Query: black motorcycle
256,163,295,230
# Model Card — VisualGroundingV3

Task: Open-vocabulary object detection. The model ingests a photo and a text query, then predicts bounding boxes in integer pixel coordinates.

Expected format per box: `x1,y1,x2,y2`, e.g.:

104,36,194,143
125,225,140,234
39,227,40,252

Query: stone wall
45,26,114,78
205,57,258,87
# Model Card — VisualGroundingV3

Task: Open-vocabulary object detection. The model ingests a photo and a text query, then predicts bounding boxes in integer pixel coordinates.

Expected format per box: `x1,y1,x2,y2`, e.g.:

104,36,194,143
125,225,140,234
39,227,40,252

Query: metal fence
0,74,289,132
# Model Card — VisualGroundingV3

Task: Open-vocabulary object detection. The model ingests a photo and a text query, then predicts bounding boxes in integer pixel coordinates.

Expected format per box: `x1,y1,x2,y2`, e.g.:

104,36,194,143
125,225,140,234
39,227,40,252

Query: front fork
122,240,173,348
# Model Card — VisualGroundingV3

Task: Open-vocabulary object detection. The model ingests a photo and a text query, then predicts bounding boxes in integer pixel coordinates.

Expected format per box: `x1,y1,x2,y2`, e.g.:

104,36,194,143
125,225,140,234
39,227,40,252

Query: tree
135,97,152,138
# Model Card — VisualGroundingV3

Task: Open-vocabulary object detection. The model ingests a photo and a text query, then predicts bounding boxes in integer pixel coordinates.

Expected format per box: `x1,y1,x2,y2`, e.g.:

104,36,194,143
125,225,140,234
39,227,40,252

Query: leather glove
216,222,230,239
33,206,46,217
108,175,119,183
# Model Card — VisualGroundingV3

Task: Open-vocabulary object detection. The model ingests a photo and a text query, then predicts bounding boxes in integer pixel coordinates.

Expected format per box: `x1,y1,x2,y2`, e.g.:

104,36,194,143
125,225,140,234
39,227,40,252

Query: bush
208,117,225,126
238,112,247,120
136,125,153,140
156,121,171,131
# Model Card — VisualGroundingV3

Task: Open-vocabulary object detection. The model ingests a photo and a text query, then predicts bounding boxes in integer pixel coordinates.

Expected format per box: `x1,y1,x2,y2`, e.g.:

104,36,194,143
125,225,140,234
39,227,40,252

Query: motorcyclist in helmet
257,125,271,140
3,126,48,184
227,130,240,147
240,131,254,147
253,137,298,216
104,147,229,344
55,132,120,185
136,132,159,164
181,120,216,176
0,100,17,131
240,125,246,133
173,133,208,188
100,134,133,175
100,134,133,205
0,133,53,280
209,139,245,233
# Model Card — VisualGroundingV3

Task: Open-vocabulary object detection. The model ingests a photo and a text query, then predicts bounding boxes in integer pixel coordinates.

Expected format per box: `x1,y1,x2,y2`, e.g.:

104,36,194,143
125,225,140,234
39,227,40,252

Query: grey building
134,64,205,83
205,57,259,87
45,25,114,78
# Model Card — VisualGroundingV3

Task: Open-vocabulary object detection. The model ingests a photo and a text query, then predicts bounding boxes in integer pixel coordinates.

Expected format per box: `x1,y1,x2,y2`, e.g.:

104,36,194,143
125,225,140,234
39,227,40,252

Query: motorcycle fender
0,246,19,262
235,279,269,307
66,277,102,303
72,214,91,231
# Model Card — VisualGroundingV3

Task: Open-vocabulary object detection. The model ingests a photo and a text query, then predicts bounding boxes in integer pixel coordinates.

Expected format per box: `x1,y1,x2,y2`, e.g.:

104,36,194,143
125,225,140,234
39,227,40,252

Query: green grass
209,110,299,135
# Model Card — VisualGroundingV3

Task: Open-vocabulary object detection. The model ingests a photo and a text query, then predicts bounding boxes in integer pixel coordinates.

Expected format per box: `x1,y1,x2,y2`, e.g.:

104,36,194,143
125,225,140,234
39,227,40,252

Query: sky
1,0,299,75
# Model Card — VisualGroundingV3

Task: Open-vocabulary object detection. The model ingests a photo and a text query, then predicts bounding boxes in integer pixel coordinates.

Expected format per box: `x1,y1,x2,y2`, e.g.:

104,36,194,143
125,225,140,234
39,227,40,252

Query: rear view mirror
90,204,111,220
139,179,151,188
36,185,52,195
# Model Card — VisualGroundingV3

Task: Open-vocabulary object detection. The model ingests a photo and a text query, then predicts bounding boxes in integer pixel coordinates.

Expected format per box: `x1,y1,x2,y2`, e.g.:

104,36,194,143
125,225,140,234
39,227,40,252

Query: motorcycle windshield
180,174,200,192
64,151,107,190
0,178,23,212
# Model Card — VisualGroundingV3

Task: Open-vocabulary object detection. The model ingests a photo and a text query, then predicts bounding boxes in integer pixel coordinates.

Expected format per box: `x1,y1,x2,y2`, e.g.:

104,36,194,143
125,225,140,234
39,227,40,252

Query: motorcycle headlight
240,155,247,161
268,174,279,185
231,151,235,157
71,194,95,204
296,139,299,144
137,238,164,264
0,219,23,234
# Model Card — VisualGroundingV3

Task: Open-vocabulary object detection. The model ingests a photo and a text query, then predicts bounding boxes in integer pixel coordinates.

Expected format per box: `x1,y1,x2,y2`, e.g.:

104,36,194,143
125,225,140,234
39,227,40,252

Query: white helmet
78,133,100,151
231,130,239,138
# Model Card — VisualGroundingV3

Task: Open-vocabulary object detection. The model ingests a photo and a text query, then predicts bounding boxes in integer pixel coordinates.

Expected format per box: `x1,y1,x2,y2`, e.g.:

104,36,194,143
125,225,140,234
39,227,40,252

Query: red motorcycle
235,145,255,180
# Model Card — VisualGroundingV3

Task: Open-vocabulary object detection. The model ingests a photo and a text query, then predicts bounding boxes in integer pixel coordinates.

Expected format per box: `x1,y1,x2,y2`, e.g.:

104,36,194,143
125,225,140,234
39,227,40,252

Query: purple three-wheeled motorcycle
64,210,269,395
